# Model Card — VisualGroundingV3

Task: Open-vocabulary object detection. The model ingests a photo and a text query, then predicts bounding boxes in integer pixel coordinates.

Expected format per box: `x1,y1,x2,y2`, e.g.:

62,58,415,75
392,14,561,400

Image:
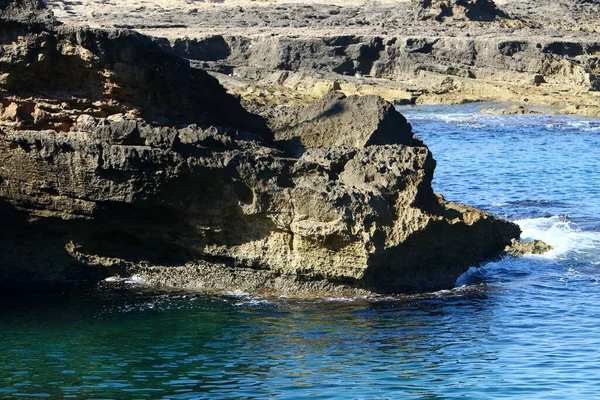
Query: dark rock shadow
0,199,118,282
0,161,280,282
171,35,232,61
363,217,519,293
73,167,279,268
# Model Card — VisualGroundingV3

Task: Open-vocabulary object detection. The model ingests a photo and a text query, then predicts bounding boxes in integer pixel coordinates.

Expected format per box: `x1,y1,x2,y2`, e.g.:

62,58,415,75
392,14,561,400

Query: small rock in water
505,239,552,257
481,105,540,115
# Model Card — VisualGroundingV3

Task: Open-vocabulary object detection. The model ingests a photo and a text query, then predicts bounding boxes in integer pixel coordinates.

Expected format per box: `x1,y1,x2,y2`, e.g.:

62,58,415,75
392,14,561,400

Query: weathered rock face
173,33,600,98
412,0,508,22
251,91,416,153
0,1,521,295
39,0,600,116
0,8,270,138
505,239,552,258
0,114,520,293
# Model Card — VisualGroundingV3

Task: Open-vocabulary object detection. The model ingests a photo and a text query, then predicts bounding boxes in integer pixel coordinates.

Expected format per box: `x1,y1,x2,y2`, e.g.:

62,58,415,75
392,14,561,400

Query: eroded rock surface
412,0,508,22
0,5,270,138
0,0,521,295
250,91,416,153
160,30,600,118
18,0,597,116
0,113,520,294
505,239,553,257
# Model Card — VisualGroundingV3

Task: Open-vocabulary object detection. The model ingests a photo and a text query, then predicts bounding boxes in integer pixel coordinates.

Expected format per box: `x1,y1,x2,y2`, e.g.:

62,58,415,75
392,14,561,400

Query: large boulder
0,116,520,294
256,91,416,153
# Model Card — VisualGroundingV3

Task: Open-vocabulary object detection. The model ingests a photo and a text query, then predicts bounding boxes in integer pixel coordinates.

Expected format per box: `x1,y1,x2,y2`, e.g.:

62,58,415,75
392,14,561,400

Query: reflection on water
0,285,500,399
3,275,600,398
3,104,600,398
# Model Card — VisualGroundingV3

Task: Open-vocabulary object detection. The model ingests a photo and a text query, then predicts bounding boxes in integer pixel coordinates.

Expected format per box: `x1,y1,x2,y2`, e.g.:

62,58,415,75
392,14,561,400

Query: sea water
2,103,600,399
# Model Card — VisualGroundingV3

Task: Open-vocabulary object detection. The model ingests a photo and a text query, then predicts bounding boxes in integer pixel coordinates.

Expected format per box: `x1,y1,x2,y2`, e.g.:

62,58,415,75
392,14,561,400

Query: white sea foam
102,275,147,284
124,275,146,284
224,290,252,297
325,297,358,302
405,106,600,133
233,299,272,307
455,266,480,287
404,111,473,123
438,114,475,123
456,215,600,287
515,215,600,259
224,290,274,306
563,121,600,132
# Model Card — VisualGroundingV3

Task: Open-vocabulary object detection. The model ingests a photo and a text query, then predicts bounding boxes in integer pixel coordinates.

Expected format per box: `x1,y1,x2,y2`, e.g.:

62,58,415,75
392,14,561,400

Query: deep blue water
2,103,600,399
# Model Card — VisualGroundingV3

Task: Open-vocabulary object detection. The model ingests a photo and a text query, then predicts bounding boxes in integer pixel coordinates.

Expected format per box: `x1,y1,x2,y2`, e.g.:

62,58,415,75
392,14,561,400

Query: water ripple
3,104,600,398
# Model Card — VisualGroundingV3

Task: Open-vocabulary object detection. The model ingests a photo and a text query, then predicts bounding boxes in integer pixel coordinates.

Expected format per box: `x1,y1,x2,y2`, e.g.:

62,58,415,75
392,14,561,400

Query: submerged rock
481,105,541,115
0,0,521,295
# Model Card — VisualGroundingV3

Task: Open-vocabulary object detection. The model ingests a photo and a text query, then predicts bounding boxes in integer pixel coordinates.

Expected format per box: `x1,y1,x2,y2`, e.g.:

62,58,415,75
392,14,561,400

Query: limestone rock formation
35,0,600,117
481,105,541,115
505,239,553,257
412,0,508,22
0,112,520,293
0,0,522,295
170,33,600,104
252,91,416,154
0,4,270,138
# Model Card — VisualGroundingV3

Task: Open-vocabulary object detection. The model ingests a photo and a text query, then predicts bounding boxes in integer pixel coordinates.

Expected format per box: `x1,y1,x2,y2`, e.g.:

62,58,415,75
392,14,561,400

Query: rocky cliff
39,0,600,114
169,32,600,109
0,0,270,137
0,0,521,296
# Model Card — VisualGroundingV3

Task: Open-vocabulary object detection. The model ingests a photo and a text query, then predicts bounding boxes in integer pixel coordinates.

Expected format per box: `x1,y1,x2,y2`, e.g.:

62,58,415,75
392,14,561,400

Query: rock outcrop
412,0,509,22
481,105,541,115
0,3,270,138
169,33,600,106
0,0,522,295
0,113,520,294
505,239,553,257
40,0,600,116
252,91,416,154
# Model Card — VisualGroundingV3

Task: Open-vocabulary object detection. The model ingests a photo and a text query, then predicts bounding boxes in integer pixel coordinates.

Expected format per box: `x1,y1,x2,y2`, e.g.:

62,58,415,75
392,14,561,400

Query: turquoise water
2,104,600,398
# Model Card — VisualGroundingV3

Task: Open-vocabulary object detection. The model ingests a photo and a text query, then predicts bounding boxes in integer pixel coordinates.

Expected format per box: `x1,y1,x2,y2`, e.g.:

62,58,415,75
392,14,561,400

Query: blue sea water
2,103,600,399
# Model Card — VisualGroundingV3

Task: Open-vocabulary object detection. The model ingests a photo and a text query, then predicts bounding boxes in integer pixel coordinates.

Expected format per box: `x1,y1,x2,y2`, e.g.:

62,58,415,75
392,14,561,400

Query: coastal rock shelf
173,32,600,111
43,0,600,115
0,0,521,295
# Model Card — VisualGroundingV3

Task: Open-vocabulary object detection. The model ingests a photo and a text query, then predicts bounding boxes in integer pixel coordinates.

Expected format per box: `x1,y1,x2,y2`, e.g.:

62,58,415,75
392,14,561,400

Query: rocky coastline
43,0,600,115
0,0,547,296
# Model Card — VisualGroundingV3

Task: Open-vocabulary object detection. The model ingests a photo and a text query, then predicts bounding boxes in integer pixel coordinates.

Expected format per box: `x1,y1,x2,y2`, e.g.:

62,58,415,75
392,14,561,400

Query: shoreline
43,0,600,116
0,0,577,296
